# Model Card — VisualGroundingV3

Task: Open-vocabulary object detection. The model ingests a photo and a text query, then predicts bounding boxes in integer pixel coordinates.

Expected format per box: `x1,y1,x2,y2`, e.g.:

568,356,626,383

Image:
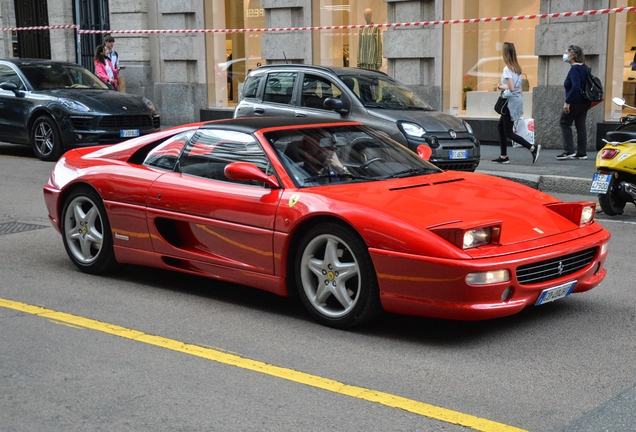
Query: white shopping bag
514,118,534,145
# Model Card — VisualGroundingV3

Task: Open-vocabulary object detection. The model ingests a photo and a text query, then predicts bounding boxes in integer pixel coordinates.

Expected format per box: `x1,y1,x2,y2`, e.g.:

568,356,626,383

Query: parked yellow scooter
590,97,636,215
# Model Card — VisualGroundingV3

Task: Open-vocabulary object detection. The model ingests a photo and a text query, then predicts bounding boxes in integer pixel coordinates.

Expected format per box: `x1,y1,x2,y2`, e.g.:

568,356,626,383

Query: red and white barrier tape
1,24,78,31
2,6,636,34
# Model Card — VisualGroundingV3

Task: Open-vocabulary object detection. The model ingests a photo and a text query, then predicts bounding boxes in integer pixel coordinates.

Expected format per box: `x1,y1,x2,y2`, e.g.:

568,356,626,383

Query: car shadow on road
0,143,37,159
103,264,588,344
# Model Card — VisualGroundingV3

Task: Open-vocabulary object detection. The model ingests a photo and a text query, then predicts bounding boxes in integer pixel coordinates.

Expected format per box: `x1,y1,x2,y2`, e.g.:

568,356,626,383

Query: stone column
261,0,312,64
384,0,444,109
109,0,154,102
147,0,207,126
533,0,610,150
47,0,75,62
0,0,11,58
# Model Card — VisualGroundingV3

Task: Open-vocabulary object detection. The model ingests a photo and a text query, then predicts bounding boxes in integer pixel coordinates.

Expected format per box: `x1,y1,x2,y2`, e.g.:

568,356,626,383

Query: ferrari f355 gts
43,117,610,328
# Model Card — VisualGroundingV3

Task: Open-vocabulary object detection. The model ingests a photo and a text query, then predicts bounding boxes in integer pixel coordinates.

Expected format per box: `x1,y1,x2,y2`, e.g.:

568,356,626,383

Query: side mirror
612,97,626,107
416,144,432,161
224,162,280,189
0,81,22,97
324,97,350,114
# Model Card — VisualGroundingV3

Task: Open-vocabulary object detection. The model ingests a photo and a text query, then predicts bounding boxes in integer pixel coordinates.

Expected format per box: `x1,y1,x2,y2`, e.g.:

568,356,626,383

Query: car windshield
19,64,109,91
265,125,441,187
338,74,432,110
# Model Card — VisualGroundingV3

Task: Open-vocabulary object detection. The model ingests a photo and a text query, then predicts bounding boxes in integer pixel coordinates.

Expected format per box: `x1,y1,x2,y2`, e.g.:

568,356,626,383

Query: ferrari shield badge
289,194,300,208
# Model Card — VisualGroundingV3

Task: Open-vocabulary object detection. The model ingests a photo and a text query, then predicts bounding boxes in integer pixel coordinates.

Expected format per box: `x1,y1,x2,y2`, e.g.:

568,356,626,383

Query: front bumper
370,229,610,320
60,114,161,148
406,136,481,172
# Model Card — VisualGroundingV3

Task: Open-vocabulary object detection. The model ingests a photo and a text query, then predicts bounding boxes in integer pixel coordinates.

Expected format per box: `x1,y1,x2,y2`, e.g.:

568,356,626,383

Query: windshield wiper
363,103,385,108
382,167,431,179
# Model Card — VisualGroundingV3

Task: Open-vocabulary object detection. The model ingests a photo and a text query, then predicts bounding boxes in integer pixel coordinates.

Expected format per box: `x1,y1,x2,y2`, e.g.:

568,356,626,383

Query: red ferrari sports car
43,117,610,328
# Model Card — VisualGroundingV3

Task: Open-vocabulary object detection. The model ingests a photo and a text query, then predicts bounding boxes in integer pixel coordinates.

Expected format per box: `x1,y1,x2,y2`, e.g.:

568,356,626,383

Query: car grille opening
516,247,597,285
99,115,154,129
153,116,161,129
69,116,93,130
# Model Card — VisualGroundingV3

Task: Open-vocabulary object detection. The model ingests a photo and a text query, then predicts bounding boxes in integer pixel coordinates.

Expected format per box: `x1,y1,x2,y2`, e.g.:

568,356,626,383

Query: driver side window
178,129,271,186
0,64,25,91
300,75,341,110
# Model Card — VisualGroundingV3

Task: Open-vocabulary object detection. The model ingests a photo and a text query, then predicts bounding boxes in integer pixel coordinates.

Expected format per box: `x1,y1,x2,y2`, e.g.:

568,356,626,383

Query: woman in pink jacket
93,44,118,89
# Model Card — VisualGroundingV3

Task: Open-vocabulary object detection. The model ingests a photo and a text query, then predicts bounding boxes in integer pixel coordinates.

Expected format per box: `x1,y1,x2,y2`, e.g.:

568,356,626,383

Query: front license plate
120,129,140,138
450,149,468,159
590,173,611,194
535,281,577,306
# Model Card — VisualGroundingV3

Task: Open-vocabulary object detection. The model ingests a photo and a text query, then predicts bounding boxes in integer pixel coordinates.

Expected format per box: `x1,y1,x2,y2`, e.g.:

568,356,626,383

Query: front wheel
294,222,382,328
31,116,63,161
61,187,116,273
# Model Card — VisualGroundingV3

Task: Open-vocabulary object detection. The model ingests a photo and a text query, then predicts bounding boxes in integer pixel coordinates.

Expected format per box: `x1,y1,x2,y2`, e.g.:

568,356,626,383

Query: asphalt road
1,142,635,432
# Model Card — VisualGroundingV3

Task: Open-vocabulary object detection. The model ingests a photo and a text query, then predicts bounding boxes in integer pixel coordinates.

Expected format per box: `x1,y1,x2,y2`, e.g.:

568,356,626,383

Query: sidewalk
476,144,597,195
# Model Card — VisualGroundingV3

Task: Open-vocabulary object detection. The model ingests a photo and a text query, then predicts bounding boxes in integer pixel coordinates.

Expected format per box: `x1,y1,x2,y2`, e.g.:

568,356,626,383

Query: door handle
254,107,265,115
295,113,307,117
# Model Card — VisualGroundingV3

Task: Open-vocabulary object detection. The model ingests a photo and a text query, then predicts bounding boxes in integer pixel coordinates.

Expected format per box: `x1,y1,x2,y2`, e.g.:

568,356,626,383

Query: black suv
234,65,479,171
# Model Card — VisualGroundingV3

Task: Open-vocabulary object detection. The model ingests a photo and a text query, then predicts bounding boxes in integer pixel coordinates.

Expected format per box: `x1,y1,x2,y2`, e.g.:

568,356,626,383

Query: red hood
312,171,576,246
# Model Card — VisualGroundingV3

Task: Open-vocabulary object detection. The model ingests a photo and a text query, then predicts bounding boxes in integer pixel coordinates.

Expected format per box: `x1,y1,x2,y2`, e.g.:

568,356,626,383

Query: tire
31,115,63,161
294,222,382,328
61,187,117,274
598,182,626,216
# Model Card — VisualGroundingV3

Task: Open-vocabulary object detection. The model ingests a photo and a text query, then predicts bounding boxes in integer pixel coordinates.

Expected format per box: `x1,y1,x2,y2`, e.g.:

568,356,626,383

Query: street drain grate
0,222,49,236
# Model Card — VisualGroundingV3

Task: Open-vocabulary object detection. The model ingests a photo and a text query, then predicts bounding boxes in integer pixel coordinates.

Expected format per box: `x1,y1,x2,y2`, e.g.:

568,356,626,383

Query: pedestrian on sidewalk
93,44,118,90
104,35,126,92
492,42,540,165
557,45,591,160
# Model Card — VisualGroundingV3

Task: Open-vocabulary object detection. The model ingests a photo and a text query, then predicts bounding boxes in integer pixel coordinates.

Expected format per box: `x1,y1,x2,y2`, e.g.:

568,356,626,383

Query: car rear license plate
120,129,140,138
450,150,468,159
590,173,610,194
535,281,577,306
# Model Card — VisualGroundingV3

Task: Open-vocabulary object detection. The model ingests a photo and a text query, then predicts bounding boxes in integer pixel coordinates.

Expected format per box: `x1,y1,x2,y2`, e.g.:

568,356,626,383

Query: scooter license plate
590,173,611,194
450,150,468,159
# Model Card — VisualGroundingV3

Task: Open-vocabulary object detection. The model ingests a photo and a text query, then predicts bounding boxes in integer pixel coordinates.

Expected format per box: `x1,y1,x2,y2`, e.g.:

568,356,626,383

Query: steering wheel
360,157,385,169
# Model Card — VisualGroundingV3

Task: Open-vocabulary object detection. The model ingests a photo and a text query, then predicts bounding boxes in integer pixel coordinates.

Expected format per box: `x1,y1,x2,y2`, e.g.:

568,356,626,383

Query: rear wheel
31,116,63,161
294,222,382,328
61,187,116,273
598,177,626,216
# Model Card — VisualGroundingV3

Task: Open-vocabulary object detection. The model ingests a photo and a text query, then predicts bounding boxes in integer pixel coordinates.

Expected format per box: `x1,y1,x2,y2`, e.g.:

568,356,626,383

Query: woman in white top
492,42,540,164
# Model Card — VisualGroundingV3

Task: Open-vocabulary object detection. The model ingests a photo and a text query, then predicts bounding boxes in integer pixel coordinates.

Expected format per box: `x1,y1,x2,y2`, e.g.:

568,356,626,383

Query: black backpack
581,67,603,102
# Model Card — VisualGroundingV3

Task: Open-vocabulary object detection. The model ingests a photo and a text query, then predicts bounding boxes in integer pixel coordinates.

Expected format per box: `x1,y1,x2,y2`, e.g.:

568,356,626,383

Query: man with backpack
557,45,594,160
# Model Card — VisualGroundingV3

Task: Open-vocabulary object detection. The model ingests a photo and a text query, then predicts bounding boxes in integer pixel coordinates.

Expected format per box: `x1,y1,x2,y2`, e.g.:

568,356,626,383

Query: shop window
444,0,539,119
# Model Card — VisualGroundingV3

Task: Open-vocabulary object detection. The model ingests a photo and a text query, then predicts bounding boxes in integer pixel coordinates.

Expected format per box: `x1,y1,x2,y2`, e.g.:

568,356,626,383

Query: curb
478,170,594,196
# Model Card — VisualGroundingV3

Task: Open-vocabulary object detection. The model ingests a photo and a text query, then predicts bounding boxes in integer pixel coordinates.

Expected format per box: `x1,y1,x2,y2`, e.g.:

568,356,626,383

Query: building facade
1,0,635,149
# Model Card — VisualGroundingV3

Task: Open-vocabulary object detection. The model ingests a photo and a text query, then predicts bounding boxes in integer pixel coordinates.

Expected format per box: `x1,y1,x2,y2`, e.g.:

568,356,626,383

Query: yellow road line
0,297,526,432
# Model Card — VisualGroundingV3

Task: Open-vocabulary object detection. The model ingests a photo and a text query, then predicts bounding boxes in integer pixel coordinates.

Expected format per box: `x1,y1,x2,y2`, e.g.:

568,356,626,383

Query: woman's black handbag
494,92,508,115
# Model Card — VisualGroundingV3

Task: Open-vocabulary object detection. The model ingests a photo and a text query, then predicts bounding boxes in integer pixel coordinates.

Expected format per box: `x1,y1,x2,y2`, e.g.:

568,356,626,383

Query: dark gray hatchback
234,65,479,171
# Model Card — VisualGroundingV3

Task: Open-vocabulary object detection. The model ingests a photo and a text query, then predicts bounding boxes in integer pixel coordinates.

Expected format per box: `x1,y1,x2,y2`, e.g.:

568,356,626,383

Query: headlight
143,97,157,111
580,205,595,224
401,122,426,138
463,228,492,249
545,202,596,226
600,242,609,256
462,120,473,134
431,223,501,250
466,270,510,285
60,98,91,112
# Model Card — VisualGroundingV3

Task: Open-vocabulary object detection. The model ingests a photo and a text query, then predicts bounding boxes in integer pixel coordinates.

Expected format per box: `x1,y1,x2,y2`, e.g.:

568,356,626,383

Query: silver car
234,65,479,171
